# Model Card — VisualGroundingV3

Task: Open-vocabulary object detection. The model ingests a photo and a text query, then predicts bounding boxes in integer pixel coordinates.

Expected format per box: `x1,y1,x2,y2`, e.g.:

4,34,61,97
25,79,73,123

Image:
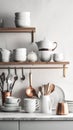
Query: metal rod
0,67,68,69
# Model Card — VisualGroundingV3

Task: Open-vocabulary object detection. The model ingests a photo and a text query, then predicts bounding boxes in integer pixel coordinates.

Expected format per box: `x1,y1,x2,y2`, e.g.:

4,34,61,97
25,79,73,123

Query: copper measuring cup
25,71,37,98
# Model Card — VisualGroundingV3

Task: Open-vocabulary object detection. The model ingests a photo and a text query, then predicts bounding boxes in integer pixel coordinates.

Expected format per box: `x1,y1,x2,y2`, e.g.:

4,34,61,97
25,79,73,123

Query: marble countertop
0,111,73,121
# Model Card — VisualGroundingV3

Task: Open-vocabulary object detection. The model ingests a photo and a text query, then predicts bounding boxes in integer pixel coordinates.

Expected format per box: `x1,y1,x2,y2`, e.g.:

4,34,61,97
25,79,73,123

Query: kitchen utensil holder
0,65,68,77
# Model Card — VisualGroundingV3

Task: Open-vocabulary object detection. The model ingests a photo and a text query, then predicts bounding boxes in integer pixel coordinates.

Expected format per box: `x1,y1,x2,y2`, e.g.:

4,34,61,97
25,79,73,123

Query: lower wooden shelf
0,61,69,77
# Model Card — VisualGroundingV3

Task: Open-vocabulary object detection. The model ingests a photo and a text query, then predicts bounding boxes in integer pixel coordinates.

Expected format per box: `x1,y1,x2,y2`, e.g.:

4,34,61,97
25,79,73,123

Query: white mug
24,98,39,113
5,96,21,104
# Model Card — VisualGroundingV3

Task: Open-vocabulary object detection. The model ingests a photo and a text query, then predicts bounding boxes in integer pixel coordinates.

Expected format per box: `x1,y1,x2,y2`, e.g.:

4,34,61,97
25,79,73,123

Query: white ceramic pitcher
40,95,52,114
36,39,57,51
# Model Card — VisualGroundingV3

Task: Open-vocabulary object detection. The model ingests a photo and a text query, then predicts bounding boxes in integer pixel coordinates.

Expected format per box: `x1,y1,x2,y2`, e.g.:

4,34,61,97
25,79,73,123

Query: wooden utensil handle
29,72,32,87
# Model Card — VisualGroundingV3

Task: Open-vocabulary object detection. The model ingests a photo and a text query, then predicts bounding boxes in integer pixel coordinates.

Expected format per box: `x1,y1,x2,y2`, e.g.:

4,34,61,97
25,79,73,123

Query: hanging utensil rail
0,61,69,77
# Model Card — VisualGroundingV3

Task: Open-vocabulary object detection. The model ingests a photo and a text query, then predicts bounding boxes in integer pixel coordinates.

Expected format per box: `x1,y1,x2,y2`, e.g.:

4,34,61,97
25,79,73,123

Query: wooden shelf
0,27,36,32
0,61,69,65
0,27,36,42
0,27,69,77
0,61,69,77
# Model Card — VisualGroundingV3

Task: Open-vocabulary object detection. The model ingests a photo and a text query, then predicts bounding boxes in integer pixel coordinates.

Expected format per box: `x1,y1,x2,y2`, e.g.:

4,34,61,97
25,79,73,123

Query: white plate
1,106,21,112
65,100,73,103
4,103,19,107
50,85,65,110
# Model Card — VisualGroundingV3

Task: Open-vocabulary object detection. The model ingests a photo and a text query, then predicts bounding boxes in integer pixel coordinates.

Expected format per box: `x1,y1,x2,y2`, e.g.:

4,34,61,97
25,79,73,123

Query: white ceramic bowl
14,48,26,53
14,55,26,61
15,12,30,18
53,53,64,62
15,19,30,27
23,98,39,113
38,50,51,62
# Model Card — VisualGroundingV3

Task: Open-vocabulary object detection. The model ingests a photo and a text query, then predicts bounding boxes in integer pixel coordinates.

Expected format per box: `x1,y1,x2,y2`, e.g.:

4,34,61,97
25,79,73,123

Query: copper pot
56,102,69,115
25,72,37,98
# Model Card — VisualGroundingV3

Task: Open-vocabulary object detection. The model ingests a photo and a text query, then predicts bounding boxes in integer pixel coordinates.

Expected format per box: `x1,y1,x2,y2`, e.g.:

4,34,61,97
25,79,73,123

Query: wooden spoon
47,83,55,95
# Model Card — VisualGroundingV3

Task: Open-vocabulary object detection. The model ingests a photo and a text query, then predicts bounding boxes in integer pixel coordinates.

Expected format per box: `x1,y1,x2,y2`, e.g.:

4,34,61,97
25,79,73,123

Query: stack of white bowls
66,100,73,113
15,12,30,27
13,48,27,61
23,98,40,113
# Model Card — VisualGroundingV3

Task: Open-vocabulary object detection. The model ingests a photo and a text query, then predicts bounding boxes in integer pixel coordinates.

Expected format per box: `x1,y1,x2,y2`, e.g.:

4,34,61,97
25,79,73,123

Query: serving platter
50,85,65,110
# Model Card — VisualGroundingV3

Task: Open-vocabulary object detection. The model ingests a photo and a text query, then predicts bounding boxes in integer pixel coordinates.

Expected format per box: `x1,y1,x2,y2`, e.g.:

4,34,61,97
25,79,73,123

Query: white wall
0,0,73,103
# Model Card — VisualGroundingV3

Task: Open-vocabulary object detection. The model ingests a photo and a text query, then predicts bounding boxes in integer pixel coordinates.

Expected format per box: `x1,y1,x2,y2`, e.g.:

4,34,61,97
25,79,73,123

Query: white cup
0,48,11,62
24,98,39,113
5,96,21,104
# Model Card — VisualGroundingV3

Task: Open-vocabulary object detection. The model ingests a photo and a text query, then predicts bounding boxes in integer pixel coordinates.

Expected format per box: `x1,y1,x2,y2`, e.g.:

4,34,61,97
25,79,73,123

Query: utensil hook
8,67,10,74
14,67,17,75
22,67,24,76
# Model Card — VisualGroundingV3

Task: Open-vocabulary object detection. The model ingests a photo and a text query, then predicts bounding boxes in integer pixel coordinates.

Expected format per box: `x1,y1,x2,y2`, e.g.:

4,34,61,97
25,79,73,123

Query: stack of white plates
1,103,21,112
13,48,27,61
66,100,73,113
15,12,30,27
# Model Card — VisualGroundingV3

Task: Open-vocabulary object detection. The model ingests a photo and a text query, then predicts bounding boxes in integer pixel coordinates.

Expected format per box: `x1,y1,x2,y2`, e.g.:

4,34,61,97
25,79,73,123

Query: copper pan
25,71,38,98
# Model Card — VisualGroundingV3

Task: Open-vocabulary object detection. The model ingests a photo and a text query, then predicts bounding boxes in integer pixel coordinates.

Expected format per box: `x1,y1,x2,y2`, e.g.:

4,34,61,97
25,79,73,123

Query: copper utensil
1,91,12,105
25,71,38,98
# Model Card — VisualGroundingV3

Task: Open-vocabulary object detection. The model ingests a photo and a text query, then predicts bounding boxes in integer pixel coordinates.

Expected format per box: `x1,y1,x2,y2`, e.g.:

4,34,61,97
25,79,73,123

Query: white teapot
36,39,57,51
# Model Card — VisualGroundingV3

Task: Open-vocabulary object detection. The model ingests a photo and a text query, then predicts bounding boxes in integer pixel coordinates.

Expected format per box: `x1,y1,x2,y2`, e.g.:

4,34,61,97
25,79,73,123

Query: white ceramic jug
40,95,52,113
36,39,57,51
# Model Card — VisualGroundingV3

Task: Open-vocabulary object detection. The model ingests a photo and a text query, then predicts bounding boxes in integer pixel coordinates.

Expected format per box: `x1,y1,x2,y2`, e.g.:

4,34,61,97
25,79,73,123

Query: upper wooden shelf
0,27,36,33
0,27,36,42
